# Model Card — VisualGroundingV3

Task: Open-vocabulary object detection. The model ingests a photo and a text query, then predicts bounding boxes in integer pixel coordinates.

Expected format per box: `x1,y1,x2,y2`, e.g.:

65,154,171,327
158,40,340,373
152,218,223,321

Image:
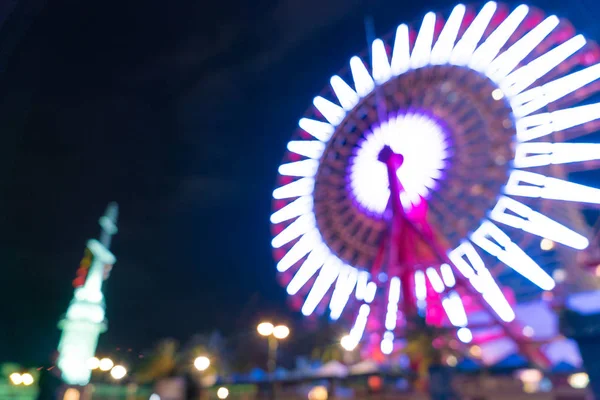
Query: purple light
349,111,450,214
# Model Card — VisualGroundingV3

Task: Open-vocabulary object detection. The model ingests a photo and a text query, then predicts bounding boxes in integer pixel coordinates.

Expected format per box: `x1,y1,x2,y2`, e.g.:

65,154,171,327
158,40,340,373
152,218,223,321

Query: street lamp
9,373,23,385
110,365,127,380
21,373,34,386
194,356,211,372
99,358,114,372
257,321,289,373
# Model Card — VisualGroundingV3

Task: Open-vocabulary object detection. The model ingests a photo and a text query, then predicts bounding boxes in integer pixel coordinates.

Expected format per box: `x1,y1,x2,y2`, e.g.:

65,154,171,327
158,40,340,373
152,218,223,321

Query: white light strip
512,63,600,118
298,118,335,142
504,169,600,204
364,281,377,303
469,5,529,71
440,263,456,288
491,196,589,250
330,266,358,320
276,229,320,272
415,270,427,301
348,304,370,347
448,242,515,322
450,1,497,66
516,102,600,142
385,277,401,330
380,331,394,355
271,213,316,248
430,4,466,65
426,267,445,293
410,12,436,69
442,291,468,327
514,142,600,168
270,196,313,224
313,96,346,126
273,177,315,200
487,15,559,83
471,220,556,290
355,271,369,300
302,257,342,316
287,140,326,159
372,39,392,84
350,56,375,97
502,35,586,97
286,243,330,293
330,75,360,111
391,24,411,75
278,159,319,177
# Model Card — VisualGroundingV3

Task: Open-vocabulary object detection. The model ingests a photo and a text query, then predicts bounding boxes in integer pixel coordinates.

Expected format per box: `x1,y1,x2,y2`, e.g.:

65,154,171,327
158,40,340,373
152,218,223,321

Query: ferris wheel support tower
56,203,118,386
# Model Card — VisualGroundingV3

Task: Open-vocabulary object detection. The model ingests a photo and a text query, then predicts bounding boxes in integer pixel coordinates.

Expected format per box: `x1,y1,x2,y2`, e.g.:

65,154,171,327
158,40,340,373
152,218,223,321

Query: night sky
0,0,598,365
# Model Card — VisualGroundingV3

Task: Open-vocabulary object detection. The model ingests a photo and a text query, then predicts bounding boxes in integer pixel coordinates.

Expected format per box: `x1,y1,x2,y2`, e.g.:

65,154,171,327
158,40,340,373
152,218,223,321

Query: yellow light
595,264,600,277
308,385,329,400
110,365,127,380
492,89,504,100
217,387,229,399
194,356,211,371
87,357,100,370
568,372,589,389
63,388,81,400
273,325,290,339
99,358,114,371
540,238,555,251
9,373,22,385
523,382,538,393
21,373,34,386
257,322,274,336
518,369,543,384
340,335,356,351
469,345,482,358
446,355,458,367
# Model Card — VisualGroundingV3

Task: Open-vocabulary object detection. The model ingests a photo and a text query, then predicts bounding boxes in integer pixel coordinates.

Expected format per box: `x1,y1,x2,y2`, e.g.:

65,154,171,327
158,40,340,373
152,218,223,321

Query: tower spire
57,202,119,386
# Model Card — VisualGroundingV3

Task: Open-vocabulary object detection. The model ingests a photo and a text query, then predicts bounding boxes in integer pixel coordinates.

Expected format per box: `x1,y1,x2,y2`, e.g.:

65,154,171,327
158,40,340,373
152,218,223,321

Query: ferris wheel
270,1,600,366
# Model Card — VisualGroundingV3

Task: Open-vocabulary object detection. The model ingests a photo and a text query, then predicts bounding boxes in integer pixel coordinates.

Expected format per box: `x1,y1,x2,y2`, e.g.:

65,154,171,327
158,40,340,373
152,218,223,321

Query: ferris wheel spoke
469,5,529,71
276,228,320,272
448,242,516,322
501,35,586,97
490,196,589,250
410,12,436,69
470,221,555,291
273,177,315,199
504,170,600,205
298,118,334,142
313,96,346,126
487,15,559,83
350,56,375,97
302,257,343,316
286,140,326,159
271,213,316,248
330,266,359,320
278,159,319,177
442,291,468,327
372,39,392,85
449,1,497,66
514,142,600,168
330,76,360,111
286,243,330,294
512,63,600,117
270,196,313,224
391,24,410,76
516,102,600,142
430,4,465,65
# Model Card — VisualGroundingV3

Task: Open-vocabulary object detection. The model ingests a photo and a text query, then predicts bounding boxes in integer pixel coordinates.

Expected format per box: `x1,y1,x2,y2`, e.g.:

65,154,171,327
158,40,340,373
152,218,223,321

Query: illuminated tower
57,203,118,385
